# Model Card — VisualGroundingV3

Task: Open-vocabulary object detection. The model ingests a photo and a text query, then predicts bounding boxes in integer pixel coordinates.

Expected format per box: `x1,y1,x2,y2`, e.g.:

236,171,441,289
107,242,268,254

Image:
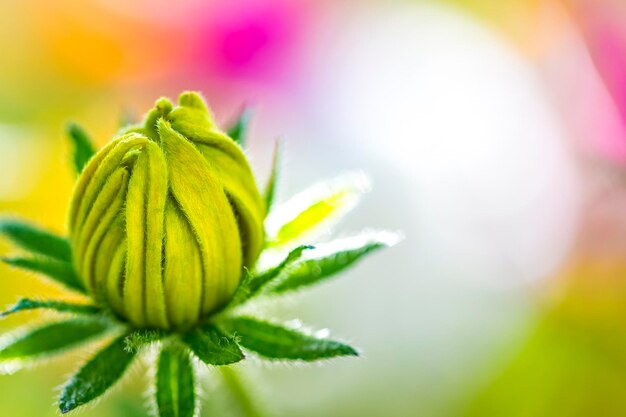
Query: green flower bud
68,92,265,330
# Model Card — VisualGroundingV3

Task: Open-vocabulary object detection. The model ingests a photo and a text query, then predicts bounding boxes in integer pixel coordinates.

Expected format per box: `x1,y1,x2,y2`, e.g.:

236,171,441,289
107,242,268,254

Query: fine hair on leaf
0,318,111,371
220,317,358,362
265,230,402,295
229,245,313,308
1,256,85,293
1,298,100,318
156,342,196,417
59,334,138,413
182,323,244,366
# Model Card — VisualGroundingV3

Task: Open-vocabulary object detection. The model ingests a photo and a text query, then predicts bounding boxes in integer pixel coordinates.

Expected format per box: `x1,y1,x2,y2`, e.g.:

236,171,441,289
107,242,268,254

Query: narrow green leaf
227,269,253,309
59,335,137,414
229,245,313,308
264,140,281,214
0,218,72,262
124,329,167,353
227,106,253,146
1,298,99,318
66,122,96,174
265,173,370,247
1,256,85,293
183,323,244,366
0,319,110,366
156,344,196,417
221,317,358,361
267,231,400,295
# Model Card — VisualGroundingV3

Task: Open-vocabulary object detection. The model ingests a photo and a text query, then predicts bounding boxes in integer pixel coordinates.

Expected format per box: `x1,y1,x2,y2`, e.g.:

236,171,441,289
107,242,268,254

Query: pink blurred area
20,0,319,114
571,0,626,162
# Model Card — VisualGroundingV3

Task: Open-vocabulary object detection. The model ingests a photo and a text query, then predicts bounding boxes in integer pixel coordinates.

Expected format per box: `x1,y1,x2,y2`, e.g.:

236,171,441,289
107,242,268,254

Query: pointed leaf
221,317,358,361
59,335,137,414
227,106,253,146
66,122,96,174
183,323,244,366
265,173,370,247
0,218,72,262
227,269,254,309
264,140,281,214
156,344,196,417
2,256,85,293
229,245,313,308
1,298,99,318
267,231,400,295
0,319,110,367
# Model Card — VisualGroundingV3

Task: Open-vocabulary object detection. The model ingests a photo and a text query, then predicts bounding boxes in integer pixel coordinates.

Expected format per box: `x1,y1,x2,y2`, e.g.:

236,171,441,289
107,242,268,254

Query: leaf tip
345,345,360,357
65,120,80,135
377,230,404,248
58,397,74,414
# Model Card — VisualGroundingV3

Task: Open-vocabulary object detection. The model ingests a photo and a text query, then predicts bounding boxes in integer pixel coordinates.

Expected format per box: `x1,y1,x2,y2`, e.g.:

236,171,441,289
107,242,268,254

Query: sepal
227,106,253,146
156,343,196,417
265,231,401,295
220,317,358,361
1,298,99,318
66,122,96,175
1,256,85,293
265,173,370,247
0,318,110,373
59,334,138,413
0,218,72,263
183,323,244,366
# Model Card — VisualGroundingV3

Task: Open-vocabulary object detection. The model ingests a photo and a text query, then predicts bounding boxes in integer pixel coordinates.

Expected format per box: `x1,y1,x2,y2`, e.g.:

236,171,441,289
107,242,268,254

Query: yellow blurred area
0,135,78,323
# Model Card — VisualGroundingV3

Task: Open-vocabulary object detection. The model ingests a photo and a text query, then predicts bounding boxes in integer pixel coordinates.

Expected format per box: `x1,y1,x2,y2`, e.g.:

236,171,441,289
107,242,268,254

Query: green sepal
221,317,358,361
227,106,253,146
156,343,196,417
264,140,281,214
1,298,100,318
1,256,85,293
124,329,168,353
0,318,110,368
0,218,72,263
229,245,313,308
183,323,244,366
66,122,96,175
59,334,137,414
265,231,400,295
265,173,370,247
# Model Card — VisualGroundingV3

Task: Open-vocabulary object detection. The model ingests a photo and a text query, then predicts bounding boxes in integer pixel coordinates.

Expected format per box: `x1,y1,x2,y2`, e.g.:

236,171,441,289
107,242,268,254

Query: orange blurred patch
32,1,181,85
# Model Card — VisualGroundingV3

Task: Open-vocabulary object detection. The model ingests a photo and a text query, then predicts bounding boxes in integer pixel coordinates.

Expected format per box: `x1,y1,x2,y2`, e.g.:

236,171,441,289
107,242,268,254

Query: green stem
220,367,265,417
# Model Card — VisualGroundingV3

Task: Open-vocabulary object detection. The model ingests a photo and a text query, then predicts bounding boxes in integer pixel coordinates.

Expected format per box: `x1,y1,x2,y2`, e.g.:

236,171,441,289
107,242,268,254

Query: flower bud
68,92,265,329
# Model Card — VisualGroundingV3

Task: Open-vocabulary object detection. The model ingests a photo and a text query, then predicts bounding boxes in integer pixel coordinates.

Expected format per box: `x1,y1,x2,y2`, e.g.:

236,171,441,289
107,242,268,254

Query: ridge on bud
68,92,265,330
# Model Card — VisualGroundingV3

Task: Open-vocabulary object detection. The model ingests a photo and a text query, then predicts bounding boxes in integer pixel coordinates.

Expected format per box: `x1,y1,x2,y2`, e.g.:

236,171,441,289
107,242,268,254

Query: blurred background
2,0,626,416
